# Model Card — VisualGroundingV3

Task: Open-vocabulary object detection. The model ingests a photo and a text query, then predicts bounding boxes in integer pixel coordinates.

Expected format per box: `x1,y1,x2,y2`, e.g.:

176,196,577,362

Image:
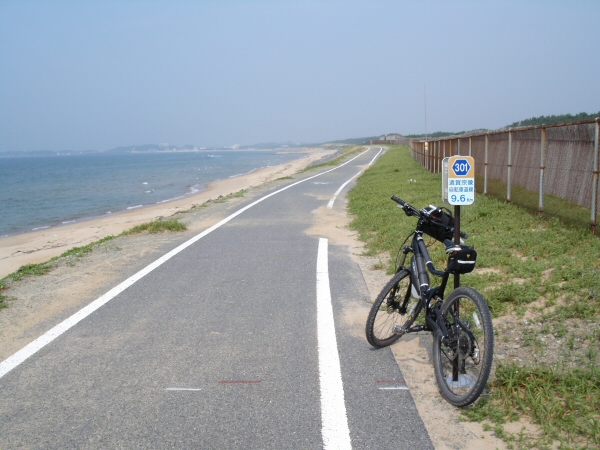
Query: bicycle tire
432,286,494,407
365,269,419,348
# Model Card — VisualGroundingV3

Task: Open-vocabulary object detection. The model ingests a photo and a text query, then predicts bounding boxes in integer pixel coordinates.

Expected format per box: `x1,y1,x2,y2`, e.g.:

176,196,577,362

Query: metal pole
507,130,512,203
540,127,547,215
454,205,461,289
484,134,489,195
592,118,599,234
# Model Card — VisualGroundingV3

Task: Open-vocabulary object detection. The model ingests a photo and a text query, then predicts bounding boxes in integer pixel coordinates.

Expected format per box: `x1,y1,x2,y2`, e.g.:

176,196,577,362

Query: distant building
370,133,409,145
384,133,404,141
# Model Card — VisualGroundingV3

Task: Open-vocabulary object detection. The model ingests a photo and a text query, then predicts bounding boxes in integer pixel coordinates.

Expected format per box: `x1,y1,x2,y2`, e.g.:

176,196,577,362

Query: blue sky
1,0,598,151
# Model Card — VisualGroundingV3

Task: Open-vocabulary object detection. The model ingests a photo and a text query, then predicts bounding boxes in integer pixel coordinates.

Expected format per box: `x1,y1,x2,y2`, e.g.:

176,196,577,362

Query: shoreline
0,147,335,279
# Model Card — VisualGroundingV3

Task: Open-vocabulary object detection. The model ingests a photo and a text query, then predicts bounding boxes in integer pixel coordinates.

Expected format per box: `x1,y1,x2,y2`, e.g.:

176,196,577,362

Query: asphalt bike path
0,147,433,449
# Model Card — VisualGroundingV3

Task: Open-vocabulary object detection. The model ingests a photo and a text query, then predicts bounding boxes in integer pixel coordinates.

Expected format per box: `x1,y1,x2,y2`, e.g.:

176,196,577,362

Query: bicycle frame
396,231,453,340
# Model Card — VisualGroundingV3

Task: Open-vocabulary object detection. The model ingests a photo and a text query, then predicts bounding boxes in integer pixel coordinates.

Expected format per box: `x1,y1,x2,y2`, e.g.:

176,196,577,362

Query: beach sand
0,148,335,279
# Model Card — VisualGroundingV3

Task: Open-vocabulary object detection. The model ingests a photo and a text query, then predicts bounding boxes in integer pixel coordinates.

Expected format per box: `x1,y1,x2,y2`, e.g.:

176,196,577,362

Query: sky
1,0,599,152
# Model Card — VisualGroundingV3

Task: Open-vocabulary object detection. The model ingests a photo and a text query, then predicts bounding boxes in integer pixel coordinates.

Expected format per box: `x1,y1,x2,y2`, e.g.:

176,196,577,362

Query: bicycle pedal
393,325,407,336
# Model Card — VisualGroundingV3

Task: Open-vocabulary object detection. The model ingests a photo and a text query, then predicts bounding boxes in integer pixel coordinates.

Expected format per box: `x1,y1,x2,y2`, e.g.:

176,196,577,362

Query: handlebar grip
460,231,469,239
390,195,405,206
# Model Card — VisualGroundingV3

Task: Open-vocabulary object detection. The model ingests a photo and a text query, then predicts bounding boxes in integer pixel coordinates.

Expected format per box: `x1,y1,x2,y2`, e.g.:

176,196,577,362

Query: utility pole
424,85,428,140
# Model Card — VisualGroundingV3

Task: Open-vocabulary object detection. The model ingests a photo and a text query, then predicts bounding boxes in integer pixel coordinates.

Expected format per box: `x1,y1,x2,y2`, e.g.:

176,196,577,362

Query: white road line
327,170,362,209
368,147,383,166
165,388,202,391
316,238,352,450
378,386,409,390
0,148,372,380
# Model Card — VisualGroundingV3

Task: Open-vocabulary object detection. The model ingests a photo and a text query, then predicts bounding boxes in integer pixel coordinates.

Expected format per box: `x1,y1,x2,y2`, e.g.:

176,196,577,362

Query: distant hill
239,141,307,149
326,136,379,145
507,111,600,128
106,144,203,153
405,131,469,139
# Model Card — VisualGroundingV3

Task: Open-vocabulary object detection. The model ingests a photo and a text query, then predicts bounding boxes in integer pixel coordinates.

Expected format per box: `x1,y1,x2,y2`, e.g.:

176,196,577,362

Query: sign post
442,156,476,288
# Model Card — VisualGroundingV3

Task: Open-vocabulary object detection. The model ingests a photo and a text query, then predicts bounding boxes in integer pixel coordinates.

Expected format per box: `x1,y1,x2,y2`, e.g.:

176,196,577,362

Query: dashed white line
165,388,202,391
316,238,352,450
0,147,372,380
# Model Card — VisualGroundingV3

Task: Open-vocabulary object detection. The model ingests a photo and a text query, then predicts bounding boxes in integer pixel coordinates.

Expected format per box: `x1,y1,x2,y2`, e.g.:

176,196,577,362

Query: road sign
443,156,475,205
452,159,471,176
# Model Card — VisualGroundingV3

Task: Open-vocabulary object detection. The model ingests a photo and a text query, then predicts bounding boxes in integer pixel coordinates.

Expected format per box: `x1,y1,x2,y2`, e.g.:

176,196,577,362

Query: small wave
126,205,143,210
142,182,148,185
156,194,185,204
32,226,50,231
189,183,207,195
62,220,76,224
106,211,112,214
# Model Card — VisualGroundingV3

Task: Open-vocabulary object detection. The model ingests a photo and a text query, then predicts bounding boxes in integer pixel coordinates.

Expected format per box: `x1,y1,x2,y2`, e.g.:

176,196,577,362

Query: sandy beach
0,148,335,279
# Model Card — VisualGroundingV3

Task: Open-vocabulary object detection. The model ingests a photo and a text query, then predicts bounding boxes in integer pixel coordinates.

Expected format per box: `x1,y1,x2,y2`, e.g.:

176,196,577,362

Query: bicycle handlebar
391,195,468,239
391,195,420,217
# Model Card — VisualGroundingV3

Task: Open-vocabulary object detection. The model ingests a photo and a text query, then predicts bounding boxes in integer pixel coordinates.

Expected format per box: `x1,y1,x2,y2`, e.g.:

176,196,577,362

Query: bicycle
365,195,494,407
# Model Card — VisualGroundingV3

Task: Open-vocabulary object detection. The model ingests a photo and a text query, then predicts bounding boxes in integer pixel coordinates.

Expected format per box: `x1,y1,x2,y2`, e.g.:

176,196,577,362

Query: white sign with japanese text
444,156,475,205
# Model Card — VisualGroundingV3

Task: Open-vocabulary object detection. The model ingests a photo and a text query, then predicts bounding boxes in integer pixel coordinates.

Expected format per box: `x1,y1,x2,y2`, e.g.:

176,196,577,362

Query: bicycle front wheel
365,269,419,348
432,286,494,407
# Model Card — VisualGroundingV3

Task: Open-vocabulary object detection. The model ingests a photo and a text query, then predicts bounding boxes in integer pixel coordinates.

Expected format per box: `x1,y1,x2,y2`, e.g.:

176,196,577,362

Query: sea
0,150,302,237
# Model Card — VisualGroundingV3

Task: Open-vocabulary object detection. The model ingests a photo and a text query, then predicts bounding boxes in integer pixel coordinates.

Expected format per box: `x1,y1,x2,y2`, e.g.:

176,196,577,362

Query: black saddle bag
447,245,477,274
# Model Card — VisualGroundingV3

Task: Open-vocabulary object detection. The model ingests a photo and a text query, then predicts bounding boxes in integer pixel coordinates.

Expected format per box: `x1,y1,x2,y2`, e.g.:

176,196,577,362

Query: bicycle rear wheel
365,269,419,348
432,286,494,407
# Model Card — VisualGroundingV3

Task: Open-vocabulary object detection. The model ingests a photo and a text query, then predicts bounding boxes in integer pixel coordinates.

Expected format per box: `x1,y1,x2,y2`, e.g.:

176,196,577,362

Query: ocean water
0,150,301,237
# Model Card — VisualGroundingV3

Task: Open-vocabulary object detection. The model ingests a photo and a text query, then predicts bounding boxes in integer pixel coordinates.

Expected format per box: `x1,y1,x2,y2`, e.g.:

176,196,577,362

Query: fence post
469,137,472,156
507,130,512,203
484,134,489,195
592,118,599,234
539,127,547,215
429,142,432,172
457,138,461,156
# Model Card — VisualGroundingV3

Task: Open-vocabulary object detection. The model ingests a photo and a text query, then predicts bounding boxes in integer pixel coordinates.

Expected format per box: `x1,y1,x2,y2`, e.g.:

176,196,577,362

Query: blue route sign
452,159,471,176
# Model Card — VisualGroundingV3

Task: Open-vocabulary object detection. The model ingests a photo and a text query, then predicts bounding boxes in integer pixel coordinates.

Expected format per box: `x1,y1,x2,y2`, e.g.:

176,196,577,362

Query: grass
213,189,247,203
347,145,600,449
122,217,187,235
300,145,363,172
0,217,188,297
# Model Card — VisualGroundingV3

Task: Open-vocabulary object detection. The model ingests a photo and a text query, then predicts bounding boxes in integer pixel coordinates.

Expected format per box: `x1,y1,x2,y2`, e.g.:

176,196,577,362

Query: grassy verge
122,217,187,235
347,145,600,449
0,217,187,296
300,145,363,172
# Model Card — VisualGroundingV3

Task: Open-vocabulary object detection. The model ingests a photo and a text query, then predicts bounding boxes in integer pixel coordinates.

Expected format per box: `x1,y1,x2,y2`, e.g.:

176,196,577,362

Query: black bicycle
365,195,494,407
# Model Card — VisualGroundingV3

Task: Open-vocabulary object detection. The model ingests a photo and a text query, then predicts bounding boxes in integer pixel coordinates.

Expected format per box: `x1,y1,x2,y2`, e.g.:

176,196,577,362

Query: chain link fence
409,119,600,233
